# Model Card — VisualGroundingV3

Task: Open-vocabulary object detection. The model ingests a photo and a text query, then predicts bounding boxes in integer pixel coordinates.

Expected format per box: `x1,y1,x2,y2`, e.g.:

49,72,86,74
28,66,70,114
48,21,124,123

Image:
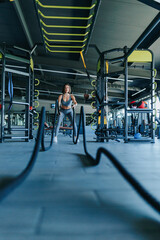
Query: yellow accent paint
153,68,157,78
91,79,96,87
105,61,109,74
36,0,96,10
46,46,84,53
30,57,34,71
42,28,89,36
127,50,152,63
38,10,93,20
0,52,2,59
34,101,39,108
34,112,39,119
35,90,40,97
91,91,96,98
98,116,107,125
91,101,96,109
80,51,86,69
97,59,101,72
43,35,88,43
40,19,91,29
45,41,85,49
34,122,39,130
35,78,40,86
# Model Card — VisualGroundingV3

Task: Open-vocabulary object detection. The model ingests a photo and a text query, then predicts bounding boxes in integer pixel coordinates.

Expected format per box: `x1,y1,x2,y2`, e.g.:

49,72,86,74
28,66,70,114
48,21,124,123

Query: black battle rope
41,101,58,151
73,106,160,213
0,107,45,201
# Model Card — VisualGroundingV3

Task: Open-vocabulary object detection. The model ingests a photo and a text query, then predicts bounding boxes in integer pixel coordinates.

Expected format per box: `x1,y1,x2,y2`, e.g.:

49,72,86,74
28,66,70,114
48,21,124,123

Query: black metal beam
85,0,102,54
124,12,160,60
138,0,160,11
139,22,160,49
109,12,160,63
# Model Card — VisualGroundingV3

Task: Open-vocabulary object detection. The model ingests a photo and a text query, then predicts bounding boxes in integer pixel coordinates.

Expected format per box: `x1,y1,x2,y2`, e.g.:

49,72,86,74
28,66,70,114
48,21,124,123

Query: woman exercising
53,83,78,143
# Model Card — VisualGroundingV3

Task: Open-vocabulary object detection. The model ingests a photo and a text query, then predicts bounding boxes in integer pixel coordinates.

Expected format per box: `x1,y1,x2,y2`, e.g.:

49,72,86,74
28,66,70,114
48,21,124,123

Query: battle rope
73,106,160,213
41,101,58,151
0,107,45,201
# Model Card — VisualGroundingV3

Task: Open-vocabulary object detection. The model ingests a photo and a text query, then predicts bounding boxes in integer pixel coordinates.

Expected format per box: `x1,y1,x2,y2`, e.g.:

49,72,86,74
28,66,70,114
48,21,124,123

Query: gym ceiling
0,0,160,104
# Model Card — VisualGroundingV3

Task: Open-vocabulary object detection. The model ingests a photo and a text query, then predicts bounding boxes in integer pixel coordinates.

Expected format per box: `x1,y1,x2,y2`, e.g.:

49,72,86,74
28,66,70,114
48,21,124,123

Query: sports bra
61,95,72,107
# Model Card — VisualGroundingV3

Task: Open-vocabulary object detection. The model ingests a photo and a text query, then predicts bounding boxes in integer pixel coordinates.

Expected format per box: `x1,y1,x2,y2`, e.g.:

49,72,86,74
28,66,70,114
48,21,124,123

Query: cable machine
0,44,34,142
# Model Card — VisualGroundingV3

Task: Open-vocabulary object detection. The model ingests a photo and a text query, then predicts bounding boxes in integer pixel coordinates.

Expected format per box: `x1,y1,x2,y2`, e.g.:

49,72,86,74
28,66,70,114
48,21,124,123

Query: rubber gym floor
0,128,159,240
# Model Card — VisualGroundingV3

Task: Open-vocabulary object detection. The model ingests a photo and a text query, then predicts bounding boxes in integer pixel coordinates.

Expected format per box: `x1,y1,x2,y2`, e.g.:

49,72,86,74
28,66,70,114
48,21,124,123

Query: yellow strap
42,27,89,36
36,0,96,10
38,10,94,20
80,51,86,69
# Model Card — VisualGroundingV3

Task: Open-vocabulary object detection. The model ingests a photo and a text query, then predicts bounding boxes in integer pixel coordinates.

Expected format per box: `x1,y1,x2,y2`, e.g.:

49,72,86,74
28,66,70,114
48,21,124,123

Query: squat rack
0,44,34,142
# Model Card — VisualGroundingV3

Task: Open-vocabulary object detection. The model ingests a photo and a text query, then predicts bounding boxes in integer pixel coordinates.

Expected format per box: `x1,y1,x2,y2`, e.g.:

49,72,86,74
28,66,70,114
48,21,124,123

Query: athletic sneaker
53,136,57,143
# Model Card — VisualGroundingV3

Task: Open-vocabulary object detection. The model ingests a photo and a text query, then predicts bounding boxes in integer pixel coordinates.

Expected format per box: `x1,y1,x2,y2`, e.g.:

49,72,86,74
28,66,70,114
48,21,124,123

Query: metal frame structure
95,48,125,142
95,48,155,143
0,45,34,142
124,49,155,143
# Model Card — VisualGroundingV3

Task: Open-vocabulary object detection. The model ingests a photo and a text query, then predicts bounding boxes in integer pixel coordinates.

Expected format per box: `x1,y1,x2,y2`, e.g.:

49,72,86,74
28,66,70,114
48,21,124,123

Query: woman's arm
71,94,77,108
